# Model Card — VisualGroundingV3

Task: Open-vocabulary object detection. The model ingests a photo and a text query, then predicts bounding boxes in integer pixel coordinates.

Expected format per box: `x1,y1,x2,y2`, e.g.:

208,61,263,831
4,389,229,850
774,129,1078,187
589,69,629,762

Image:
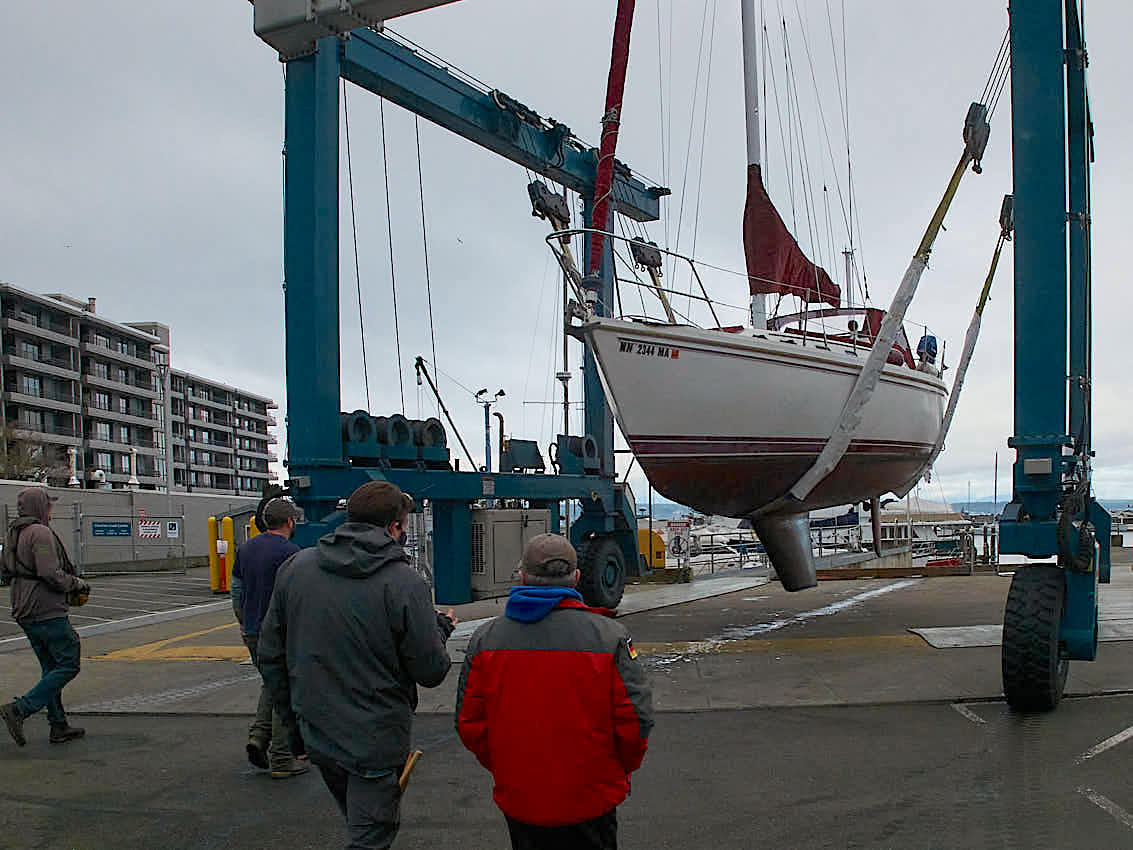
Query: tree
0,422,70,483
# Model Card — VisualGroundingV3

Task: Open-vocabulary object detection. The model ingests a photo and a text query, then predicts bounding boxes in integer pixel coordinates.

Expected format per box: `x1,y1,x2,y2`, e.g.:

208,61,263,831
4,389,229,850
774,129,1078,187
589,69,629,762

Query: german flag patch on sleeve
626,637,638,659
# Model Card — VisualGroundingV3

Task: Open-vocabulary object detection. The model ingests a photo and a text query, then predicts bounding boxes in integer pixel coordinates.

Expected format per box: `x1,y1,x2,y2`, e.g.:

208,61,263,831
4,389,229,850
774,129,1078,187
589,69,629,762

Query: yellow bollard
221,516,236,593
249,517,261,539
208,516,220,592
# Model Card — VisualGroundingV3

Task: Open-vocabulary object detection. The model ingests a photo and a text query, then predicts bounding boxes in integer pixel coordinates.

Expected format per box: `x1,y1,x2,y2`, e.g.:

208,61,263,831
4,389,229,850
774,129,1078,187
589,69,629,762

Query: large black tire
578,536,626,609
1002,565,1069,712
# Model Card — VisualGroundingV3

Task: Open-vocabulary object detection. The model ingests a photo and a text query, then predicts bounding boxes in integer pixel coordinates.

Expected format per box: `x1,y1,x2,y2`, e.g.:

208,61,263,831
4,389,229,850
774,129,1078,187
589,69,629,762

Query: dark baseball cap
519,534,577,578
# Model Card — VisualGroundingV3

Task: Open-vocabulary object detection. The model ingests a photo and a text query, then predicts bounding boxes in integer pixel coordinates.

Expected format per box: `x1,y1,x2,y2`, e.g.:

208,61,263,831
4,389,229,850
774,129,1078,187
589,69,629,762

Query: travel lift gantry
252,0,665,608
999,1,1112,711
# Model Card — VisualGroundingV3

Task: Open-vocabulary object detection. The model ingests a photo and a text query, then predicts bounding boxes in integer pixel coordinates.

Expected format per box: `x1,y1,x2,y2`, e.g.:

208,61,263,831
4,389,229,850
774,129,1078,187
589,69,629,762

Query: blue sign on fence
92,521,131,538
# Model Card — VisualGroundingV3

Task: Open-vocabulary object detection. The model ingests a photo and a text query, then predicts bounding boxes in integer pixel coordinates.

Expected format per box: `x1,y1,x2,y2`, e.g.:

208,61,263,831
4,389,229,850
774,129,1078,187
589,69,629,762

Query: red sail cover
743,164,840,308
588,0,636,276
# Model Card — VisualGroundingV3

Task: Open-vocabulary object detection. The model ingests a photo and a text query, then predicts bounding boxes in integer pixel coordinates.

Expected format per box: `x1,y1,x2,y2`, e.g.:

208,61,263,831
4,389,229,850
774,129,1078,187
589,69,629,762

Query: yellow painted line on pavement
637,634,928,656
90,622,242,662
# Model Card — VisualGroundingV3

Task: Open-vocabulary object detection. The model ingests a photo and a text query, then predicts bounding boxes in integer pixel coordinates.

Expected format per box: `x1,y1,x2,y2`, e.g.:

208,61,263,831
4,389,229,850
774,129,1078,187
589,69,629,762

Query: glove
68,579,91,607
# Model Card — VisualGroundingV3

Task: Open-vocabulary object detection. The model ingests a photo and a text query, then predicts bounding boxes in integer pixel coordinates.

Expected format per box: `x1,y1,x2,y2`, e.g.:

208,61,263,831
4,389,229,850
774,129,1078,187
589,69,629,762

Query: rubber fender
411,417,447,448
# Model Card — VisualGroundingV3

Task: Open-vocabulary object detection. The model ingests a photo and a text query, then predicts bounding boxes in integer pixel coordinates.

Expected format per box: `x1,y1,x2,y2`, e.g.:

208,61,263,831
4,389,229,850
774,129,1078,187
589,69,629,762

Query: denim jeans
16,616,81,725
244,633,294,768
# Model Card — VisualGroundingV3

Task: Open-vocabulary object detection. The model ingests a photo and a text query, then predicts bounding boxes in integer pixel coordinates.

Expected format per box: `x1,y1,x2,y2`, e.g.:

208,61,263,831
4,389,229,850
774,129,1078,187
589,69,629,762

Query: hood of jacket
505,585,584,623
17,488,52,524
315,521,407,578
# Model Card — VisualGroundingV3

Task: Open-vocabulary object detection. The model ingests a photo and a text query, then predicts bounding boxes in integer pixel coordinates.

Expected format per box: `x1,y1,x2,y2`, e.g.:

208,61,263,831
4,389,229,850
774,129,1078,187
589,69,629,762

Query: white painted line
73,673,261,713
449,574,773,640
1078,786,1133,831
951,703,986,725
914,619,1133,649
1076,725,1133,764
0,600,231,653
647,579,923,664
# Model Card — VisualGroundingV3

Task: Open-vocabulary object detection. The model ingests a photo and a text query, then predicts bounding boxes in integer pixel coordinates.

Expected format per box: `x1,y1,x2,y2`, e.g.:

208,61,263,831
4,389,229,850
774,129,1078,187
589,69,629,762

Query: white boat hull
586,318,947,518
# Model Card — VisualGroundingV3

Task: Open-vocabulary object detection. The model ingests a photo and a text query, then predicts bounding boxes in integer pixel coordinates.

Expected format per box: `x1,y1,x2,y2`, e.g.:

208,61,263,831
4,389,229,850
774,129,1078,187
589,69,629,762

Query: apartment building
0,283,278,495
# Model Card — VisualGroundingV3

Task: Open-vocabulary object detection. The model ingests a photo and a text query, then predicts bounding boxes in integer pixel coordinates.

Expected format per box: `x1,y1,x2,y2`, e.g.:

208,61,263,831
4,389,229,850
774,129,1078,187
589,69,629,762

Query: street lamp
474,388,505,473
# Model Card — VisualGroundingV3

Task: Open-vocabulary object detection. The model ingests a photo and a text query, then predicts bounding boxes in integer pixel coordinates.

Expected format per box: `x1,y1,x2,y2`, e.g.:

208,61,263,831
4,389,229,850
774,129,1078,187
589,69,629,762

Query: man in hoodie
231,496,307,778
0,488,90,747
257,481,455,850
456,534,653,850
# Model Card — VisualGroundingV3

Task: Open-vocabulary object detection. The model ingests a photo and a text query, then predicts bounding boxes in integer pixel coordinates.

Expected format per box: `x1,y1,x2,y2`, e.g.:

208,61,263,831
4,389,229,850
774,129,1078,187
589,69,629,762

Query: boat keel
754,512,818,591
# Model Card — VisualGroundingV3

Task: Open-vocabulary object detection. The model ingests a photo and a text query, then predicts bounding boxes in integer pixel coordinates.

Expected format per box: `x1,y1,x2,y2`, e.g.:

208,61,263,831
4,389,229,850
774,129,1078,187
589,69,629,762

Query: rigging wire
672,0,713,274
378,98,406,414
342,82,372,413
685,0,719,319
413,115,439,416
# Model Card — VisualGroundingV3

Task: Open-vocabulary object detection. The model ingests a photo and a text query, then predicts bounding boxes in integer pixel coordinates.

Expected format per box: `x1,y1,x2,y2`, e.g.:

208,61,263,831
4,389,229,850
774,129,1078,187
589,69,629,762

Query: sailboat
546,0,981,592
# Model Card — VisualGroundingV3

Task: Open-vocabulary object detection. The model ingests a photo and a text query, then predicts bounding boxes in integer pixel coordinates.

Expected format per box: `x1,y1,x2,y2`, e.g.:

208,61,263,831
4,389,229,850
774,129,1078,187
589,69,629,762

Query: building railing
3,347,78,371
6,387,80,404
1,311,76,338
7,421,80,438
84,371,158,392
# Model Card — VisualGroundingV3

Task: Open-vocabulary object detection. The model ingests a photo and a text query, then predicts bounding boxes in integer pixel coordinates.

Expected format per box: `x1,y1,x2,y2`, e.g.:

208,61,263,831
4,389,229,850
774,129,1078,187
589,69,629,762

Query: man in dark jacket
456,534,654,850
258,481,455,850
231,497,306,777
1,488,90,747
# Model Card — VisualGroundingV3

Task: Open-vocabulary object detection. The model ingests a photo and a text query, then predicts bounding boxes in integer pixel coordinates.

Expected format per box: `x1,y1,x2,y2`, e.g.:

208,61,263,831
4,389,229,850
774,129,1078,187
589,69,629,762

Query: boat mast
741,0,766,329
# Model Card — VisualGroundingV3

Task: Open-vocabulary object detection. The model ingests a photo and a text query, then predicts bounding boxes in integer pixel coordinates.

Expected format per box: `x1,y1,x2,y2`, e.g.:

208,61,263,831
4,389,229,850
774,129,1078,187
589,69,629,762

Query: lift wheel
1002,565,1069,712
578,536,627,609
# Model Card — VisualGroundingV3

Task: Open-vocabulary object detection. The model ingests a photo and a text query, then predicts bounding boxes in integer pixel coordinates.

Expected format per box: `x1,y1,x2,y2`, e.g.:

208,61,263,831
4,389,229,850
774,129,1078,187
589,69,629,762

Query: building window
120,425,129,443
20,340,38,361
118,397,128,414
93,391,110,410
20,375,40,397
117,367,127,383
95,451,111,470
118,454,131,474
91,361,108,379
19,408,42,430
93,333,110,349
93,421,111,441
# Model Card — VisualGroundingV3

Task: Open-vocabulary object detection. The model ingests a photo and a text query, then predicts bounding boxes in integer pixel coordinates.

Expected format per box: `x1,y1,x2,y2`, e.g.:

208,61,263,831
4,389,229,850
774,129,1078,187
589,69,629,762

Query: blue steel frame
1000,0,1110,660
281,32,660,603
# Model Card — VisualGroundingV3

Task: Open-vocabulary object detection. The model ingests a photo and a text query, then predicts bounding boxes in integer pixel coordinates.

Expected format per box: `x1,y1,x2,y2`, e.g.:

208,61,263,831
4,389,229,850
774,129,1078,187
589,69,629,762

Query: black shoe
246,738,269,769
1,702,26,747
49,723,85,744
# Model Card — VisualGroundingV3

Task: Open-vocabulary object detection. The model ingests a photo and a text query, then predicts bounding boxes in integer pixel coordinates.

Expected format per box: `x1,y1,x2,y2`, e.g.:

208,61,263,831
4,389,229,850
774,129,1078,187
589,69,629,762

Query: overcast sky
2,1,1130,508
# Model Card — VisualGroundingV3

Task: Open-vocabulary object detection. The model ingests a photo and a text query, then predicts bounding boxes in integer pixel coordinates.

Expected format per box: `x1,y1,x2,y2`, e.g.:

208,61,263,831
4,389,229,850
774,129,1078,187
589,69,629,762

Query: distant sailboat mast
740,0,766,329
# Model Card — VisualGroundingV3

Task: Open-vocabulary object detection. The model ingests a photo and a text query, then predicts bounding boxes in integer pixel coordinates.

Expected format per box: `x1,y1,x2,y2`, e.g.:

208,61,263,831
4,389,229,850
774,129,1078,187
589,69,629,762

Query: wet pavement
4,560,1133,847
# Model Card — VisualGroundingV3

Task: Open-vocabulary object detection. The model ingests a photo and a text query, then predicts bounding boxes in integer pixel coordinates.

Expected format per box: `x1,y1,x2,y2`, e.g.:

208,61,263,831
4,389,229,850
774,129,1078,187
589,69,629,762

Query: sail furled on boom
743,164,841,308
588,0,637,277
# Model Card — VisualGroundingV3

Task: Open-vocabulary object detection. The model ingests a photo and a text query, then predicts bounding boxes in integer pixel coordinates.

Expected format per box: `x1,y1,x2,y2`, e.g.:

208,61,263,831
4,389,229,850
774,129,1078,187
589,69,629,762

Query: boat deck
6,556,1133,847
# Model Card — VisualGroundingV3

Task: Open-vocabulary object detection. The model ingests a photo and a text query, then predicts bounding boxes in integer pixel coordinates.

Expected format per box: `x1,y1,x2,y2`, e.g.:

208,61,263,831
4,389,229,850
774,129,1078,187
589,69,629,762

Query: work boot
270,757,310,779
49,723,86,744
246,736,269,769
1,701,26,747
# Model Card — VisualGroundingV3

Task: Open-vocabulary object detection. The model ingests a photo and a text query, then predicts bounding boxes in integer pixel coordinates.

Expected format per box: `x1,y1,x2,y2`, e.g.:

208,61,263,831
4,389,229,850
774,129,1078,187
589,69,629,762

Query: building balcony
189,440,234,454
239,407,273,423
238,468,273,479
9,422,82,446
80,339,156,371
83,404,157,428
3,389,82,414
0,316,78,346
2,351,79,379
86,437,160,457
186,414,233,431
186,390,234,411
82,372,159,401
234,426,270,440
99,471,162,487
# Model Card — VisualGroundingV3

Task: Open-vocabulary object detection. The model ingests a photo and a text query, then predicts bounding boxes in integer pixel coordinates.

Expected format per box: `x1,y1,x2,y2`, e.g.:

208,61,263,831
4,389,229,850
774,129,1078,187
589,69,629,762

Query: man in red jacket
456,534,653,849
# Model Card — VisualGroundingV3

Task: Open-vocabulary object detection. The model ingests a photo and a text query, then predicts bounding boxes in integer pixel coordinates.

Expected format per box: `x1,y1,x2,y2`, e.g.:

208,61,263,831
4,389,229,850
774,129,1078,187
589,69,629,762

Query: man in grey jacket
258,481,455,850
1,488,90,746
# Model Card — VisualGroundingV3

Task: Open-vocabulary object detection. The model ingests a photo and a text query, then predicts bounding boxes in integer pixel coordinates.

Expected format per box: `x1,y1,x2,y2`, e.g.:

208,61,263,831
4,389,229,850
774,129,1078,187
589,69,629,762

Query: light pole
475,388,505,473
156,362,174,517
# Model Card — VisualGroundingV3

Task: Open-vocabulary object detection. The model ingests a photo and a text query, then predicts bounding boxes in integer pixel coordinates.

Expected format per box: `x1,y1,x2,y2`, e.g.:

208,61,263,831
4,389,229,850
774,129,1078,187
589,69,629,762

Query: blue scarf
505,585,583,623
